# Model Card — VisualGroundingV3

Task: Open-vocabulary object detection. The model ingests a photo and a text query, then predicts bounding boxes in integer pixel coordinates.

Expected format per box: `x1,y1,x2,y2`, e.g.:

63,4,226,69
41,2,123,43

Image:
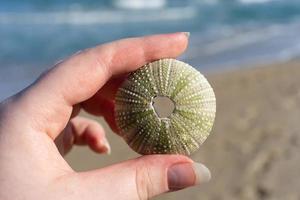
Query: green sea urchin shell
115,58,216,155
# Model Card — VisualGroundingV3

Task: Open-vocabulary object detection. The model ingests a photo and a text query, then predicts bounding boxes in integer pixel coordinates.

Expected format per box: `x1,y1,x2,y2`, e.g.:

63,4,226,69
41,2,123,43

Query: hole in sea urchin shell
151,96,175,118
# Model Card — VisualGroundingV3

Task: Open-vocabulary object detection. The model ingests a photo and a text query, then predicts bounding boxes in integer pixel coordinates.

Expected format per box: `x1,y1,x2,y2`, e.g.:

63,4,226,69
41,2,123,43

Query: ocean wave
113,0,167,10
237,0,277,4
199,25,283,56
196,0,278,5
183,21,300,69
0,7,196,25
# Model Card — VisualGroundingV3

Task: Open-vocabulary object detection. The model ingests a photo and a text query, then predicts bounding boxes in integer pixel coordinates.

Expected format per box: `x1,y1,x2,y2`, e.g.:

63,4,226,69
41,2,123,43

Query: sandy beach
65,60,300,200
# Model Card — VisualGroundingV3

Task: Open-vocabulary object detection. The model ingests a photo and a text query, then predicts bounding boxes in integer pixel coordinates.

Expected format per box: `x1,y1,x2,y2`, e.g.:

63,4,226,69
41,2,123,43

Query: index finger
14,32,189,139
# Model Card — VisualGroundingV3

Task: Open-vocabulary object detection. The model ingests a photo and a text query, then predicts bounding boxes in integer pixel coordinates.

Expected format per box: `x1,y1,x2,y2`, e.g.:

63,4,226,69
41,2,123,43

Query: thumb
78,155,211,200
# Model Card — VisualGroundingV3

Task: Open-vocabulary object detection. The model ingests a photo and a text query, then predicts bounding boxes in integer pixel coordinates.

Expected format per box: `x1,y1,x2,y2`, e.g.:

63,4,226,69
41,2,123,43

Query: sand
65,60,300,200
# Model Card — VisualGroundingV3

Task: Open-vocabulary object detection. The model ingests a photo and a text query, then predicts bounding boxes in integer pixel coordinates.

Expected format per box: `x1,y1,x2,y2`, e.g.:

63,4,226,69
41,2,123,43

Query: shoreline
199,57,300,76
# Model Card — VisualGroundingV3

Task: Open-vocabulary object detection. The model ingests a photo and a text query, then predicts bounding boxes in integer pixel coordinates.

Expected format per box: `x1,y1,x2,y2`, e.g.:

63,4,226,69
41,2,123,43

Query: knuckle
88,119,100,127
135,158,154,200
0,96,15,116
0,96,17,129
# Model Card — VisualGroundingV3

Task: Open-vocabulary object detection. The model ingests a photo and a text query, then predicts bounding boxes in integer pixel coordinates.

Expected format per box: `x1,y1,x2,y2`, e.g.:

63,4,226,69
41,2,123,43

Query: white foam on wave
0,7,196,25
238,0,277,4
184,20,300,69
200,25,283,56
113,0,167,10
196,0,277,5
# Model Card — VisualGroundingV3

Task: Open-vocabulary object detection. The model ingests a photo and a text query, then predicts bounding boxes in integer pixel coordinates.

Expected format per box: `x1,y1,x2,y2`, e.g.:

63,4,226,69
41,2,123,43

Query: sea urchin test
115,58,216,155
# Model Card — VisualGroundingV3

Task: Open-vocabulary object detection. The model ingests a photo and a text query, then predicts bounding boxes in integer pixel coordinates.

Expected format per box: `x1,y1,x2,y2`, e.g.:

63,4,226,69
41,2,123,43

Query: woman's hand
0,33,211,200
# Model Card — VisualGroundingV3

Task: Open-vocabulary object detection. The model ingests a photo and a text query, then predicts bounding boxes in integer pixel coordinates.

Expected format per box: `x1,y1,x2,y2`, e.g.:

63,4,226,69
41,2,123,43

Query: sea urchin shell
115,58,216,155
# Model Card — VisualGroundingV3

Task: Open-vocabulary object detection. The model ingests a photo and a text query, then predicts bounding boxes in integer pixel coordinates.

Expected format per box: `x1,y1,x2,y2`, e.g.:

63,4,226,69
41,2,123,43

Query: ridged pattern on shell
115,58,216,155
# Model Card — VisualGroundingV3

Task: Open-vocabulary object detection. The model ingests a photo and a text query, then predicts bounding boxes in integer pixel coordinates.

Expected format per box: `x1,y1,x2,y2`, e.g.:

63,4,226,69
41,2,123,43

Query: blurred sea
1,0,300,100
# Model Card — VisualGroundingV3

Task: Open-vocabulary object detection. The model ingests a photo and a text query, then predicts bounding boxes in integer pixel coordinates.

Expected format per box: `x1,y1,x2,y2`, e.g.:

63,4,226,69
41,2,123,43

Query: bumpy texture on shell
115,58,216,155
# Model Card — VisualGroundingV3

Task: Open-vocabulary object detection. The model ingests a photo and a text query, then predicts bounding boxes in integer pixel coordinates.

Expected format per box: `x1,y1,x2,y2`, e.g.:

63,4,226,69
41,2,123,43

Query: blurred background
1,0,300,199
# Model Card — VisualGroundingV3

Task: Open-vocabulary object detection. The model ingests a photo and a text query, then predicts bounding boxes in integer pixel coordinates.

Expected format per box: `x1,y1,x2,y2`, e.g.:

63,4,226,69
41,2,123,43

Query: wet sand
65,60,300,200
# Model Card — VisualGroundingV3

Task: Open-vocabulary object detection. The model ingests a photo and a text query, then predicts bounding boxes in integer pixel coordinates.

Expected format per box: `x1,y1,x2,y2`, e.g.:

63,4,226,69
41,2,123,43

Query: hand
0,33,211,200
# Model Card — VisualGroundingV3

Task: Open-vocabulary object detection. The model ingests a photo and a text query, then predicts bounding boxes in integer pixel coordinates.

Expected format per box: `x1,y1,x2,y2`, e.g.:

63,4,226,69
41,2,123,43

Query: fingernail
167,162,211,191
193,163,211,184
183,32,190,38
102,138,111,155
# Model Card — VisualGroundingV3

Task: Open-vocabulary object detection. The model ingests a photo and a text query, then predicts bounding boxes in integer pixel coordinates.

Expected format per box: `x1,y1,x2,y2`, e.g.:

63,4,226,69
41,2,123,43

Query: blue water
1,0,300,100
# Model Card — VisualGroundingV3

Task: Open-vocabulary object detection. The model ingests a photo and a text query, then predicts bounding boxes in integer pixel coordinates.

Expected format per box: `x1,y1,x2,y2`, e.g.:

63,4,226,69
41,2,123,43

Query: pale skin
0,33,210,200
